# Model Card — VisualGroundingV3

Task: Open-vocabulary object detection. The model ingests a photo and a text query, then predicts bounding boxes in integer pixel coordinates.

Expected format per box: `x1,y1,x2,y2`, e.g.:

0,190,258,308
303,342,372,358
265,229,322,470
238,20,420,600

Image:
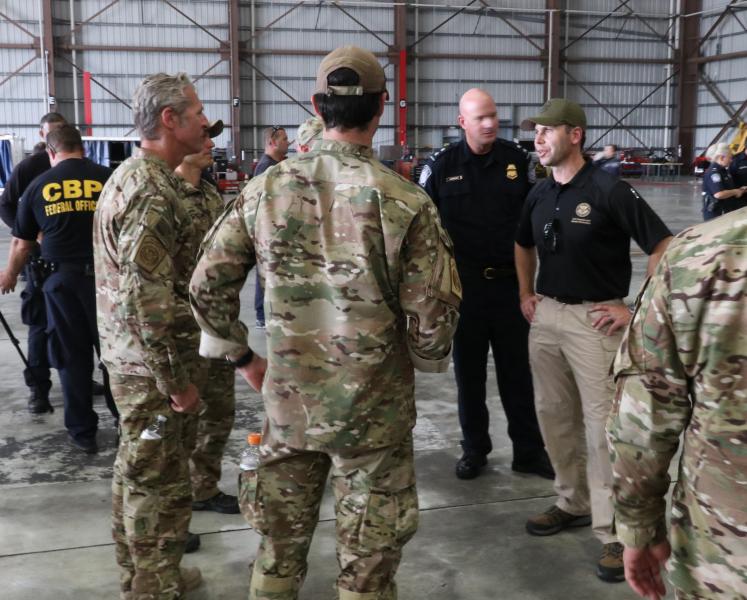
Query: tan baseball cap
520,98,587,131
314,46,386,96
207,119,224,138
296,117,324,146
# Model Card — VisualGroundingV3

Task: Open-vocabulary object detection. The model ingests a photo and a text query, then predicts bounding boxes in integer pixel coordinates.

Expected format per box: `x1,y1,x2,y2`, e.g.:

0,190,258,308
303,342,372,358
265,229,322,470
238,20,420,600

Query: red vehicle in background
619,148,651,177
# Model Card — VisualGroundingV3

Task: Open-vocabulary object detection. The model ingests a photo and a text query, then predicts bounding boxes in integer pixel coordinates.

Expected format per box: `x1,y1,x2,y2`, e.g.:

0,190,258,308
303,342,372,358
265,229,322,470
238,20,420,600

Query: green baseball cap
520,98,587,131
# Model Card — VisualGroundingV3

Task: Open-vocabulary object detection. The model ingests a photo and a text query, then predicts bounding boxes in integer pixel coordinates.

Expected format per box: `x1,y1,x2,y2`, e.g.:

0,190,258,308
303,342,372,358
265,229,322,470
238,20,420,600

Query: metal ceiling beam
690,49,747,63
228,0,242,160
0,10,37,39
561,0,631,52
545,0,560,99
408,0,479,51
676,0,701,167
697,0,738,51
41,0,56,111
56,0,121,43
0,55,38,90
331,1,390,48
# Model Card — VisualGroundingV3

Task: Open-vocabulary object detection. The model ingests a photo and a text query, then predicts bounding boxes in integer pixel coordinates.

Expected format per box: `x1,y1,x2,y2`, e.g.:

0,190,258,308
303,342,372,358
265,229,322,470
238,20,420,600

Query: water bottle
140,414,167,440
239,433,262,471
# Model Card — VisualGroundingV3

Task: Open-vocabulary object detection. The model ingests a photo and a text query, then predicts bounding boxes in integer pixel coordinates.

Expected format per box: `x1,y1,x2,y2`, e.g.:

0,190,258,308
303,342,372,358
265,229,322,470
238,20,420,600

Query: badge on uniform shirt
445,175,463,182
418,164,432,187
506,164,518,180
575,202,591,218
711,172,721,183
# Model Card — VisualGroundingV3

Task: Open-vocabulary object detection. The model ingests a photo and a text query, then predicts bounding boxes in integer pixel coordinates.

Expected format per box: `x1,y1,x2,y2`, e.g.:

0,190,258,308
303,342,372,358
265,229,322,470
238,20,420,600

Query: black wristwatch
229,348,254,368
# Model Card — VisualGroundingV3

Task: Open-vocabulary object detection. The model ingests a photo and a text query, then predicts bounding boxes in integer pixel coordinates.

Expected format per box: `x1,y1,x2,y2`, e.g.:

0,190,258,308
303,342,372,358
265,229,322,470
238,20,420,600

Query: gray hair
706,142,731,161
133,73,194,140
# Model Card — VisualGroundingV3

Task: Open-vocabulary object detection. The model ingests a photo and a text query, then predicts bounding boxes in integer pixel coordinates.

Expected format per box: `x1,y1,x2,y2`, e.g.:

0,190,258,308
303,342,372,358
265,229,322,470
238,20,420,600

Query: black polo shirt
0,150,51,229
729,151,747,187
515,161,670,301
14,157,112,263
419,137,531,269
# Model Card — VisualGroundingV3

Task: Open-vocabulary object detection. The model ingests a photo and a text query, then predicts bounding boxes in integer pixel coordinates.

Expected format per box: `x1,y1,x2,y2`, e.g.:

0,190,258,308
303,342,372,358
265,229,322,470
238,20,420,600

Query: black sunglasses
543,218,560,253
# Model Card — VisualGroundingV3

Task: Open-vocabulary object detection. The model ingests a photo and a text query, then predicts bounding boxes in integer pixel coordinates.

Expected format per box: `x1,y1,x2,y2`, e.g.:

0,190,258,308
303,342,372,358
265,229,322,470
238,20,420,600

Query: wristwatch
228,348,254,368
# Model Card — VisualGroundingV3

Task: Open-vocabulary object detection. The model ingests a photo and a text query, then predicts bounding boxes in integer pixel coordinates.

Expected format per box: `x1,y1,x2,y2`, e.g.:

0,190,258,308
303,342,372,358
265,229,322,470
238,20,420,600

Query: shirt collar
548,159,594,190
459,138,497,166
317,139,374,158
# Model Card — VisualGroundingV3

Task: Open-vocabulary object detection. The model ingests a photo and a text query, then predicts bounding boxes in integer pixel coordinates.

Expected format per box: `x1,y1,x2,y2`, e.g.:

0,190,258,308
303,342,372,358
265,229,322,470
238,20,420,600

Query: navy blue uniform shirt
0,150,51,229
253,154,278,177
703,162,735,197
419,137,532,268
14,157,112,263
729,151,747,187
515,161,670,301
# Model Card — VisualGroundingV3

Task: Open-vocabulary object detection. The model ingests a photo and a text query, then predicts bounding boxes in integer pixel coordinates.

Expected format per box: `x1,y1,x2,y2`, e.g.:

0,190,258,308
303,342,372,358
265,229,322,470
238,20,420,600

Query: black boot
28,389,53,414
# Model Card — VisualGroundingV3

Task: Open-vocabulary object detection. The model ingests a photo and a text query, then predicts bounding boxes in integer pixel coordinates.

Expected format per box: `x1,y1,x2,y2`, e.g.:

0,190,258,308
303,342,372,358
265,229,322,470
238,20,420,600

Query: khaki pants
528,297,622,544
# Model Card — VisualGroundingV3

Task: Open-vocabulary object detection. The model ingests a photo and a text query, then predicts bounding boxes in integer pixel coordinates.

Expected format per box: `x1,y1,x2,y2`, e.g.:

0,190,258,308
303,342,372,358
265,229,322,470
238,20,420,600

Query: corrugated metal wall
0,1,744,162
695,0,747,154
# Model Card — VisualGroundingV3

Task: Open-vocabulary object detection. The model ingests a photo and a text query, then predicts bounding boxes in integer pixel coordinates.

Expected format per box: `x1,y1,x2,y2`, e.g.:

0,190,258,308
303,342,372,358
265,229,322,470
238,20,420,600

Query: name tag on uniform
445,175,463,182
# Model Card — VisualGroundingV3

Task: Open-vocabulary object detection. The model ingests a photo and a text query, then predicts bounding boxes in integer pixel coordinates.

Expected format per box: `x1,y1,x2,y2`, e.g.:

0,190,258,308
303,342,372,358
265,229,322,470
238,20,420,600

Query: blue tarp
0,139,13,187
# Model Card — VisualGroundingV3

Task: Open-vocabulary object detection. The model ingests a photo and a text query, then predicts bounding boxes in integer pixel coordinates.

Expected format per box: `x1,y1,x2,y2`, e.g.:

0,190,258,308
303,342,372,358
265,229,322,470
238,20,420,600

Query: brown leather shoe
180,566,203,594
525,505,591,536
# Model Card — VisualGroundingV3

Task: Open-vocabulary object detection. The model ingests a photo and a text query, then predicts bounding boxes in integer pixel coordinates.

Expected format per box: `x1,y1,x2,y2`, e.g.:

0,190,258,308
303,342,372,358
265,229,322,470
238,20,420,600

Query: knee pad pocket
344,485,419,553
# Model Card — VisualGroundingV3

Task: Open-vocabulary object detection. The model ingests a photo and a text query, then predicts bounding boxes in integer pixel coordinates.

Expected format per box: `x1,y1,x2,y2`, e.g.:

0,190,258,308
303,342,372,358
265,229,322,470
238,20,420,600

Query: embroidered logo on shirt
575,202,591,218
506,164,518,180
445,175,463,182
711,172,721,183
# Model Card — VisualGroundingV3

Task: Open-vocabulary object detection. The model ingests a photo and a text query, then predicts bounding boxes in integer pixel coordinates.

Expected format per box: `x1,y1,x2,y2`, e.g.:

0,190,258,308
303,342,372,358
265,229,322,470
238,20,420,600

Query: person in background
252,125,290,328
593,144,621,178
702,142,747,221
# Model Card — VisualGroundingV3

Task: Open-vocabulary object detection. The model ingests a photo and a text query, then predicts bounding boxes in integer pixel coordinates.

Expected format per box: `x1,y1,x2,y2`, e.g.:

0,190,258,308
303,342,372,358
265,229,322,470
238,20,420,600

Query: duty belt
48,261,95,276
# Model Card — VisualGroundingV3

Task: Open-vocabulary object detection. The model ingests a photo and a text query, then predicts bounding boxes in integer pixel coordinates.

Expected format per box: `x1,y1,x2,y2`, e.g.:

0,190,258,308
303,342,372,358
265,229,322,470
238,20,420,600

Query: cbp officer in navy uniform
729,145,747,187
420,88,552,480
0,125,113,453
702,142,747,221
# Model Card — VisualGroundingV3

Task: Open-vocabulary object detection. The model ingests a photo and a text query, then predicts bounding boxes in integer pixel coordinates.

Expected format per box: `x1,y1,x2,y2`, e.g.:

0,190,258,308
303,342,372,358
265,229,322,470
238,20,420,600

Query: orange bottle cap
247,433,262,445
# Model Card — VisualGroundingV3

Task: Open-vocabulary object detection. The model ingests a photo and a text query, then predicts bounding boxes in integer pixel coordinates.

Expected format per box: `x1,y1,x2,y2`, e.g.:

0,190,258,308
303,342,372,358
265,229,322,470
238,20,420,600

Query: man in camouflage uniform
190,46,461,600
94,73,207,599
609,210,747,599
174,120,240,515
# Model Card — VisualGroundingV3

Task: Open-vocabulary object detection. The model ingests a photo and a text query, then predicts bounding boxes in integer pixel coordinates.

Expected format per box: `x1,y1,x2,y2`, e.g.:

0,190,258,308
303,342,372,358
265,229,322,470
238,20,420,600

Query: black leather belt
482,266,515,280
548,295,585,305
49,262,95,276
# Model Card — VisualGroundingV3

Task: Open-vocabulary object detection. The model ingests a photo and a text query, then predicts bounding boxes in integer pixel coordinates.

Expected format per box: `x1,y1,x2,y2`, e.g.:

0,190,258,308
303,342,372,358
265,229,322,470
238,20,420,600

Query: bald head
458,88,498,154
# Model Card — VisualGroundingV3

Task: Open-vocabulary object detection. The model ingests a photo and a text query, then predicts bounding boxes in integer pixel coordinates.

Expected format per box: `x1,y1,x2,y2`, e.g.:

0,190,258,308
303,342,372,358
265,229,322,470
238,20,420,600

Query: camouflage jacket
93,154,198,396
177,177,225,353
190,139,461,451
609,209,747,589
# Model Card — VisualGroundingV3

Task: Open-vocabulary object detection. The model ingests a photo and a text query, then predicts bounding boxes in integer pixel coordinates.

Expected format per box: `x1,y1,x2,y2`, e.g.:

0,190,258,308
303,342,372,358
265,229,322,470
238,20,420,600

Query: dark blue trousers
20,263,51,396
43,269,108,442
453,271,546,463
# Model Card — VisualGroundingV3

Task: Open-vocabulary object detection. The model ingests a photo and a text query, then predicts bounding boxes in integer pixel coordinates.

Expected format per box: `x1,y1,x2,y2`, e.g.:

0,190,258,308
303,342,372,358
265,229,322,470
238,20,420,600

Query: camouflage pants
184,359,236,501
239,434,418,600
110,374,192,600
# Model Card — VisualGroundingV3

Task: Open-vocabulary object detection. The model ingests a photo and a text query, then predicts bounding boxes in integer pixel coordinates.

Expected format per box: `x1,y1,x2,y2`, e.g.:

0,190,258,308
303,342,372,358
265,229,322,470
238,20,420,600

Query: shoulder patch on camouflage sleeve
133,234,167,273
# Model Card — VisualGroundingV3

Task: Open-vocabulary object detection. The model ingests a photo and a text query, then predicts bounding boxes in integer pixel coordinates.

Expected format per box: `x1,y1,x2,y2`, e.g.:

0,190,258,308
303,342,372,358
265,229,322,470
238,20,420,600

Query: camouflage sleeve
607,256,692,548
118,193,188,396
399,200,461,372
189,187,257,361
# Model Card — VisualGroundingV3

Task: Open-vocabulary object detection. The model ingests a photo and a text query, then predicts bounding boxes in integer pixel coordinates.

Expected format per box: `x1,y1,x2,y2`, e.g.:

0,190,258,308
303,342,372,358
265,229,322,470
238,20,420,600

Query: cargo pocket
238,469,268,535
356,485,419,551
121,418,170,485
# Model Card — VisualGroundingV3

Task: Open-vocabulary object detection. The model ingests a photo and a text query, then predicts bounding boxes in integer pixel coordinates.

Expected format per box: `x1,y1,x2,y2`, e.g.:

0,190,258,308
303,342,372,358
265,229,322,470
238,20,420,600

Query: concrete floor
0,178,702,599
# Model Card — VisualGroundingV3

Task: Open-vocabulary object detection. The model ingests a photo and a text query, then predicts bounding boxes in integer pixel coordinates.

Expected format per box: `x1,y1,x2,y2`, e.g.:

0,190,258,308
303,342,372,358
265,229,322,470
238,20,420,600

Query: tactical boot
179,567,203,594
68,434,98,455
596,542,625,583
28,389,53,414
455,453,487,480
525,505,591,536
192,491,240,514
184,532,200,554
512,452,555,480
